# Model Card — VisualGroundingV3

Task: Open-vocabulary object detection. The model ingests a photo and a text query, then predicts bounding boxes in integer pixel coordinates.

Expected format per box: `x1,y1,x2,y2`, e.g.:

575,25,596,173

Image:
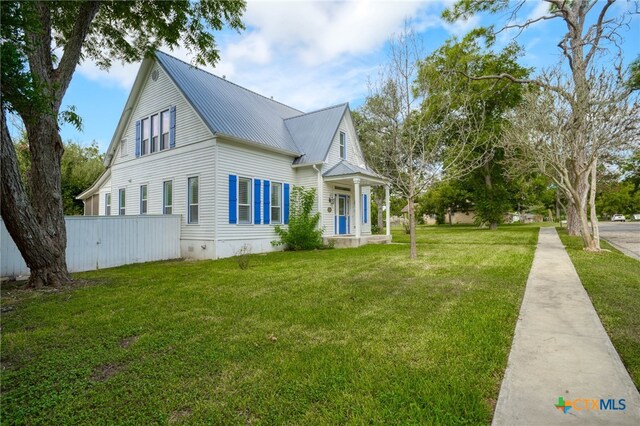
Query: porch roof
322,160,380,178
323,160,387,185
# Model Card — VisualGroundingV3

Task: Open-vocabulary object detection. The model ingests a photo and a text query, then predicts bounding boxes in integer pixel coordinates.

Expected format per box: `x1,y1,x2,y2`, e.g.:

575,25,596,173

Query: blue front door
337,194,349,234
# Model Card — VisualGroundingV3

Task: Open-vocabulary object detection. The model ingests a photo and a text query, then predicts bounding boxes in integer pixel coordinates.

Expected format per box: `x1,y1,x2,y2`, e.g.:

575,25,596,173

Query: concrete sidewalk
492,227,640,425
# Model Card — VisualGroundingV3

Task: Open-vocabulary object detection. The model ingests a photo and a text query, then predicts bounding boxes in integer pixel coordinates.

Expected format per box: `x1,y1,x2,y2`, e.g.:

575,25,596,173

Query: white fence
1,215,181,278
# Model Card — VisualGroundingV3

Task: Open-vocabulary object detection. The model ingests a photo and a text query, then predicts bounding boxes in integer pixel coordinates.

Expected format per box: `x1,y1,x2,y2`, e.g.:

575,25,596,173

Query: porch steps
324,234,392,248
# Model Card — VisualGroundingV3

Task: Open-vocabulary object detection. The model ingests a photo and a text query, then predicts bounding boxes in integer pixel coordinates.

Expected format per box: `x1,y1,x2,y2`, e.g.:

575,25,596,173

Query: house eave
76,168,111,200
102,57,155,167
291,161,325,168
215,133,301,157
323,173,388,186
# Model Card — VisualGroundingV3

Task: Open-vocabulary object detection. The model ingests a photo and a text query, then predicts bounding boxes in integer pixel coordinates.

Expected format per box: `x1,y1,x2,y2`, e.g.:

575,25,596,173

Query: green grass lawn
1,227,538,425
391,223,543,246
557,230,640,388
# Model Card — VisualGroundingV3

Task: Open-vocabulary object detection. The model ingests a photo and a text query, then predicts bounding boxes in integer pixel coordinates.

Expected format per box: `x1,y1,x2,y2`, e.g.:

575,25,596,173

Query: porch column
385,184,391,236
354,178,361,238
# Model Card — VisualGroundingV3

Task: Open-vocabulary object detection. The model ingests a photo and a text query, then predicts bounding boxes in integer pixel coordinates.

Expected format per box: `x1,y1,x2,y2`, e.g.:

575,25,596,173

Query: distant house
79,51,391,259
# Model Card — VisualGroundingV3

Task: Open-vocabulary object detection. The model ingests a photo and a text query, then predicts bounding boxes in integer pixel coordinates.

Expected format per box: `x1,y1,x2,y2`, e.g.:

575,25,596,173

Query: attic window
120,139,127,157
151,69,159,81
339,131,346,160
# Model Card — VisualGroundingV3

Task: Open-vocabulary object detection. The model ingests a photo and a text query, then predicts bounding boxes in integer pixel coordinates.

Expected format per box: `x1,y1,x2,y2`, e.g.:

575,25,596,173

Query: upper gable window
339,131,346,160
136,107,174,157
120,139,127,157
161,109,170,150
141,117,150,155
151,114,159,153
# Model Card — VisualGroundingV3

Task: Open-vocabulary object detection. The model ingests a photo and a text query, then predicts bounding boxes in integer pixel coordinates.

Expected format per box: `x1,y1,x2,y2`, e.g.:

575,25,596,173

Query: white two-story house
79,51,391,259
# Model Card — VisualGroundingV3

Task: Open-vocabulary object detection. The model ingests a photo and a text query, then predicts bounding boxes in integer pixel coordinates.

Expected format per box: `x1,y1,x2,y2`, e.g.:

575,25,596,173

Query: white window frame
150,114,159,153
271,182,282,225
141,117,149,155
119,188,126,215
188,176,199,224
140,184,148,215
339,131,346,159
160,109,170,151
238,177,252,225
105,193,111,216
139,108,170,156
163,180,173,215
120,139,127,157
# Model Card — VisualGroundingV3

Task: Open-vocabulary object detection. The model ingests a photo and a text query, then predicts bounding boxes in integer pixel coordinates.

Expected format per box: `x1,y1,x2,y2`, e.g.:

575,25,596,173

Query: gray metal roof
285,104,348,165
156,51,303,153
323,160,382,179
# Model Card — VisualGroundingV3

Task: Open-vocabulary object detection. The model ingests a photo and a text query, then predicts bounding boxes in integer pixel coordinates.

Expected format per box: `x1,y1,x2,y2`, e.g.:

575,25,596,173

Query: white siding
1,216,180,277
325,112,366,169
294,166,319,213
98,177,112,216
112,62,212,165
110,140,216,243
215,140,298,257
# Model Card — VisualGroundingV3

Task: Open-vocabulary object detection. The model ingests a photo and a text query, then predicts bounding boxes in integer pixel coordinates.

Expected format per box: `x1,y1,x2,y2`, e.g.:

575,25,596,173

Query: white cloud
527,1,551,22
76,1,472,112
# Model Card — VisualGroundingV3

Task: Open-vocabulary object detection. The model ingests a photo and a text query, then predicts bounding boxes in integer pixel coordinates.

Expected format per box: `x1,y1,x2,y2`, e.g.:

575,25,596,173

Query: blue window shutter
363,194,368,223
135,120,141,157
263,180,271,224
169,106,176,148
284,183,290,224
254,179,261,224
228,175,237,224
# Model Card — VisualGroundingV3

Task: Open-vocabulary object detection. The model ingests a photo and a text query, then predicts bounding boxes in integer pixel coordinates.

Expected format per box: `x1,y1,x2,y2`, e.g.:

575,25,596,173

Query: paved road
492,227,640,425
598,222,640,260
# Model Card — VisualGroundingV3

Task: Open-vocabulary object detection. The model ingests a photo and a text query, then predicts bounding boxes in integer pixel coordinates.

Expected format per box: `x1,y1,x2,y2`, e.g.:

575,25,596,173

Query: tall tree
351,109,388,232
0,1,245,287
416,37,530,229
505,70,639,249
444,0,639,250
364,26,487,259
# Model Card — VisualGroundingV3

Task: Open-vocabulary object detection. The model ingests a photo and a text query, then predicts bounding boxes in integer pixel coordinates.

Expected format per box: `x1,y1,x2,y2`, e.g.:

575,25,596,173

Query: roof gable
285,103,348,165
155,51,303,154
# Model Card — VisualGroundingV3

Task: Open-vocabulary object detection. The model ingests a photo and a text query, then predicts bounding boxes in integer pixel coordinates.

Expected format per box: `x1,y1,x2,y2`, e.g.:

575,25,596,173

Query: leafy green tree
596,182,639,217
629,56,640,91
418,181,472,225
14,134,105,215
61,142,105,215
444,0,639,251
273,187,324,251
416,37,530,229
0,0,245,287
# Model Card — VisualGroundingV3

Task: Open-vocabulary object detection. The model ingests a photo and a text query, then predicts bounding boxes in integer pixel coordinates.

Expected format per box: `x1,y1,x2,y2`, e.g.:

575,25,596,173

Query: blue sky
21,0,639,154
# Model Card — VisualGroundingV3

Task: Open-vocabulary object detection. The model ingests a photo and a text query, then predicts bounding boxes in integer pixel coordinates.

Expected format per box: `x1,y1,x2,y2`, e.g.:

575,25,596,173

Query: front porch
321,160,392,244
324,234,392,248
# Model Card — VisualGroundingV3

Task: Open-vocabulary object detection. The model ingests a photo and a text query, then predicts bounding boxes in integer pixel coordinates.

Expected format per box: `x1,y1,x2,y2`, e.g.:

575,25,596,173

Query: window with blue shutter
284,183,290,224
135,120,141,157
263,180,271,224
228,175,237,224
363,194,368,224
254,179,261,224
169,106,176,148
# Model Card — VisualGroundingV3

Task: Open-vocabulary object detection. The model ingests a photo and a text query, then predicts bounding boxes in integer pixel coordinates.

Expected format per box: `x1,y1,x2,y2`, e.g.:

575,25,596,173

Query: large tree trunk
1,112,70,287
589,159,600,251
484,168,498,230
566,203,580,235
408,197,417,259
0,1,100,286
